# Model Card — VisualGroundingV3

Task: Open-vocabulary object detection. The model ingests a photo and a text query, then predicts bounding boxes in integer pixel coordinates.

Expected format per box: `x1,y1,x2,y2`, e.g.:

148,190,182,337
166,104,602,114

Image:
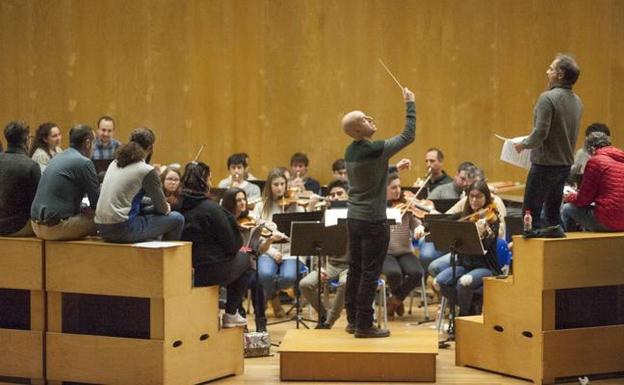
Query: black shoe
256,317,267,333
354,326,390,338
315,322,331,329
345,323,355,334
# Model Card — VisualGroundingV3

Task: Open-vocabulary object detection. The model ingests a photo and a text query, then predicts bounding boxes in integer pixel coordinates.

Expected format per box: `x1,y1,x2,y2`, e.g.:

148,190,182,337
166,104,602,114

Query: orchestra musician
252,168,304,318
435,180,502,317
341,86,416,338
384,172,424,318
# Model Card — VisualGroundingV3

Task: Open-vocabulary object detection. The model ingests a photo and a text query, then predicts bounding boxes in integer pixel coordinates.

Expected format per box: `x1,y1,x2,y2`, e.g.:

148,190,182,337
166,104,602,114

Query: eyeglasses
165,177,180,182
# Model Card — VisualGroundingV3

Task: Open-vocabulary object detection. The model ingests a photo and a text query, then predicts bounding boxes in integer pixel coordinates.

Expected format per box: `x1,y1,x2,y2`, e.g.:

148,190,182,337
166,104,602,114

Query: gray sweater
95,160,168,224
345,102,416,221
522,85,583,166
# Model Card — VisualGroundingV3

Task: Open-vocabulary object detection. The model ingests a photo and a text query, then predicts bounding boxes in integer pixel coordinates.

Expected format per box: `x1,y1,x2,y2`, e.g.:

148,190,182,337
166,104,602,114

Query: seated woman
160,166,182,210
221,187,285,332
178,162,252,328
95,128,184,243
30,122,62,172
435,180,502,317
384,173,424,317
253,168,304,318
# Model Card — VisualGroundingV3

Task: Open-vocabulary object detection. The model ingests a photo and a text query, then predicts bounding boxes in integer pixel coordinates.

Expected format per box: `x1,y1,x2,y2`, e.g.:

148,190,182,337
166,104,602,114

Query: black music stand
428,220,485,348
268,211,324,329
290,221,347,328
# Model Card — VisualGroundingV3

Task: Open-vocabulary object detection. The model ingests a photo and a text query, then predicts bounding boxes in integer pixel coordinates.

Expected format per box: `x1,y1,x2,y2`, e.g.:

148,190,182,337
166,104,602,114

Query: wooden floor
213,300,624,385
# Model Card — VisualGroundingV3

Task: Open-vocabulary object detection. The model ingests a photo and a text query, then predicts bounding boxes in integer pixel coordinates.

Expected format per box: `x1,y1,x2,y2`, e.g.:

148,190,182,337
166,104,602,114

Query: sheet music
496,134,531,169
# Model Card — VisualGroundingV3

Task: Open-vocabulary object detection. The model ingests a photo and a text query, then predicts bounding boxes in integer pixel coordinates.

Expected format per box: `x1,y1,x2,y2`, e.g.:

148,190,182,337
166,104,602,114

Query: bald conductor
343,87,416,338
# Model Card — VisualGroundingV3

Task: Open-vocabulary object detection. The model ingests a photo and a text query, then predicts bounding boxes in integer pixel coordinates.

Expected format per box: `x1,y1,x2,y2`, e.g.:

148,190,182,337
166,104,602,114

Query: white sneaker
222,311,247,328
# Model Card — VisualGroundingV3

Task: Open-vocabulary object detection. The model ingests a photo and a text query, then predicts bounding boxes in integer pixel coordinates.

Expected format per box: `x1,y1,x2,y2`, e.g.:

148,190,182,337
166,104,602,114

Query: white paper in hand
496,134,532,169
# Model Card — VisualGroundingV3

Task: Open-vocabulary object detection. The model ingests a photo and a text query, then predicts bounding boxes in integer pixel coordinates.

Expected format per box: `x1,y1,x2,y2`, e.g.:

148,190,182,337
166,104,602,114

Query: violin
277,189,315,208
459,202,499,224
237,216,273,237
392,190,435,219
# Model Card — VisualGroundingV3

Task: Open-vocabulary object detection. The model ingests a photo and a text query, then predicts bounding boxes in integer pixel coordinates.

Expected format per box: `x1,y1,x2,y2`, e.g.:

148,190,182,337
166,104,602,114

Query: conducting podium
456,232,624,384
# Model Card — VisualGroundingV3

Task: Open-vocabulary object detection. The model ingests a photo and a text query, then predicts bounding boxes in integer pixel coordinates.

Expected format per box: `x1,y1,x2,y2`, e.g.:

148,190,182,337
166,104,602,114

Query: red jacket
568,146,624,231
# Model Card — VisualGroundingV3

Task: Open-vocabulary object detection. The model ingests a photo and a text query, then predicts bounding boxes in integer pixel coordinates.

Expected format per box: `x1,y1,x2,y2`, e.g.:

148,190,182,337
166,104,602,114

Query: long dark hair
180,162,211,195
222,188,247,218
29,122,58,157
462,180,493,216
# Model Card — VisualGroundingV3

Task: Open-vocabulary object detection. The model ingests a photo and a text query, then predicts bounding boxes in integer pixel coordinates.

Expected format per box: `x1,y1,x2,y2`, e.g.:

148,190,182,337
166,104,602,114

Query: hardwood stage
214,306,624,385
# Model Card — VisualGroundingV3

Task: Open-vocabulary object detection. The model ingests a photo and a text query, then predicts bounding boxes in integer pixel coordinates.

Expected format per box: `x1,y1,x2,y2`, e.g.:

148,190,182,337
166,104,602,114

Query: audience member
0,121,41,236
95,127,184,243
31,124,99,240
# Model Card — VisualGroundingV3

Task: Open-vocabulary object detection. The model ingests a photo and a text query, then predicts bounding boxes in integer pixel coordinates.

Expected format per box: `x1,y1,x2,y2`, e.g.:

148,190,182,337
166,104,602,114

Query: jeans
194,252,252,314
436,266,493,316
418,239,446,272
382,253,423,300
257,255,297,298
97,212,185,243
428,253,451,277
345,218,390,329
523,164,570,228
561,203,610,232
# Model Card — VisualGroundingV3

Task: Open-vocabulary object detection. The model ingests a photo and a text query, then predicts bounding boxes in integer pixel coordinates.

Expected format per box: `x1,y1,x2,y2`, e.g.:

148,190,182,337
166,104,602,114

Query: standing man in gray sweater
342,87,416,338
514,54,582,229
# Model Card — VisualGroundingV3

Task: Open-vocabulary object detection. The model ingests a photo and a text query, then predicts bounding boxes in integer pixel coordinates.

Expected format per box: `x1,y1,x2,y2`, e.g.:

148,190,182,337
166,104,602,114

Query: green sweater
345,102,416,221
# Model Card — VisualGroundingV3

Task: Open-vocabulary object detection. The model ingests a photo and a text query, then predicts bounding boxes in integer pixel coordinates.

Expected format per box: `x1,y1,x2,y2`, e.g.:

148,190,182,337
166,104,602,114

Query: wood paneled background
1,0,622,184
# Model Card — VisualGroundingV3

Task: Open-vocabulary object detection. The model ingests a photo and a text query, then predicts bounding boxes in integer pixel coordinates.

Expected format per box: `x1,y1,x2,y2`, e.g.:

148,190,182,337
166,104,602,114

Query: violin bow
400,168,432,217
378,58,404,92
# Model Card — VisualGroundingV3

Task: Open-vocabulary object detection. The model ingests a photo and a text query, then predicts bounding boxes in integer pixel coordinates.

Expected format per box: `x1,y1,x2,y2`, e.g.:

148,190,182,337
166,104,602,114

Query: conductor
342,87,416,338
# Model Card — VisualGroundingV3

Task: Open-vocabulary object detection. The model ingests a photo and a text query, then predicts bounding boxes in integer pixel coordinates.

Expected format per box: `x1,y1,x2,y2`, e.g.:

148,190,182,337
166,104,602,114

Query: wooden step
279,328,437,382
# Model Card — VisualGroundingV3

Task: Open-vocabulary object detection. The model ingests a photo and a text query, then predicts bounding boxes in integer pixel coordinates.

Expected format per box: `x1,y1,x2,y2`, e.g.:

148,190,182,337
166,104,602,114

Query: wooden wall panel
0,0,622,185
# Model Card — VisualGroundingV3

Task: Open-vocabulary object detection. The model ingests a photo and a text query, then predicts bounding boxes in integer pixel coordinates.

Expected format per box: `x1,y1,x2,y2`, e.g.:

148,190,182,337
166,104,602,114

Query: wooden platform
279,328,437,382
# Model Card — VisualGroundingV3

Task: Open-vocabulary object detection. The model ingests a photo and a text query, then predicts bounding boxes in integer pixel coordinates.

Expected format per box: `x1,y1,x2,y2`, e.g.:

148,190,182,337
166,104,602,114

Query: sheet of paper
323,207,403,227
132,241,185,248
496,134,532,169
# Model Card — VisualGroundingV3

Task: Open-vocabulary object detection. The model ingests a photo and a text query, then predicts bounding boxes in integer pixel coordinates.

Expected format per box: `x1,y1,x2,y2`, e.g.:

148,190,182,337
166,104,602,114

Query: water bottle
523,210,532,232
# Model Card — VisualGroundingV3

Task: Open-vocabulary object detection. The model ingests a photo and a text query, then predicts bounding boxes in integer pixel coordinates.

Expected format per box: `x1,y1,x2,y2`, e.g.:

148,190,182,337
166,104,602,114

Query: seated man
95,128,184,243
217,153,261,200
428,161,475,200
299,179,350,329
562,132,624,232
31,125,99,240
92,115,121,161
0,121,41,236
569,123,610,187
290,152,321,194
331,158,348,183
415,147,453,198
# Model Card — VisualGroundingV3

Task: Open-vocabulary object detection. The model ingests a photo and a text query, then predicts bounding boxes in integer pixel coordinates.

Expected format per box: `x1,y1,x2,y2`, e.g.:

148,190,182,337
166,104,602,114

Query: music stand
291,221,347,328
267,211,324,329
428,220,485,348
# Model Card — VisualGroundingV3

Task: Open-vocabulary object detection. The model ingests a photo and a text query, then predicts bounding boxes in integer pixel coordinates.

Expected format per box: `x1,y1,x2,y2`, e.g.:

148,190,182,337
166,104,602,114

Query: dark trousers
345,218,390,329
523,164,570,228
383,253,424,300
194,252,252,314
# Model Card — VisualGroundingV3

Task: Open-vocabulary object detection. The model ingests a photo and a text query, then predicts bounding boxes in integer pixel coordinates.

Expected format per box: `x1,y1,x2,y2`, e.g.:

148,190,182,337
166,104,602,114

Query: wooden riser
455,316,539,382
0,329,44,380
279,329,437,382
46,328,243,385
0,237,44,291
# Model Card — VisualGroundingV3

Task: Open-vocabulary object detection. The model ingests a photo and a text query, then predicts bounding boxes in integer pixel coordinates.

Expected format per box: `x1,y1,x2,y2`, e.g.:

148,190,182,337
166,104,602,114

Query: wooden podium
44,239,243,385
456,233,624,384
